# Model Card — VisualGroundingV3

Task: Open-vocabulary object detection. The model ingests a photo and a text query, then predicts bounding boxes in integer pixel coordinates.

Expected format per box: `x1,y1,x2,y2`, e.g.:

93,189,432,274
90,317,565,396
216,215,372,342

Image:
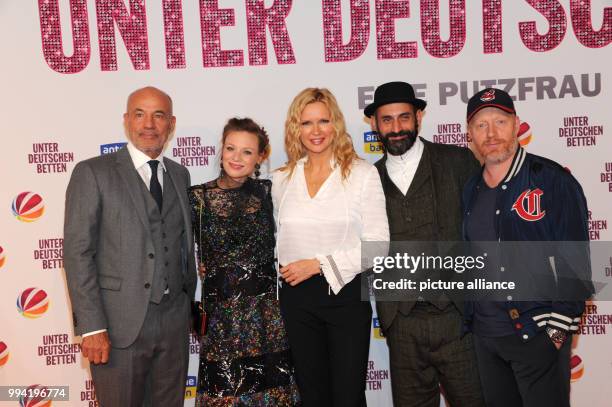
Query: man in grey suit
64,86,197,406
365,82,484,406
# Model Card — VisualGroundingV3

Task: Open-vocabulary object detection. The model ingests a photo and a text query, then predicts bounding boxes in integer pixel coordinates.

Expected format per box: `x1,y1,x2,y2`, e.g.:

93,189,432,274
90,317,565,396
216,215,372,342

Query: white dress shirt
82,144,166,338
385,137,424,195
127,142,166,191
272,158,389,294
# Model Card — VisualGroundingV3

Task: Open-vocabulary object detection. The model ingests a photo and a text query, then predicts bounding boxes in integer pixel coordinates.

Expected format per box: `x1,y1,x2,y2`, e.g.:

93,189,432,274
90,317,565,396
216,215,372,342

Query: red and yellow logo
17,288,49,318
517,122,533,147
12,192,45,222
570,354,584,382
0,341,8,366
19,385,52,407
0,246,5,269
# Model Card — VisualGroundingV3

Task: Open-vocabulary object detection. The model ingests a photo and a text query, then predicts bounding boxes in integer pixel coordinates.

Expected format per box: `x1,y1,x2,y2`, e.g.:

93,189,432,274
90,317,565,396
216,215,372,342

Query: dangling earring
254,163,261,179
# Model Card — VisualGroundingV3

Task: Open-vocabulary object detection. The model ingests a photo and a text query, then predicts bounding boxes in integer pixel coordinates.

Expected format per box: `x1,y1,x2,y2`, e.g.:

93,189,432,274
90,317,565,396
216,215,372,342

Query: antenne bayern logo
19,384,52,407
0,341,8,366
0,246,5,269
17,288,49,318
511,188,545,221
12,192,44,222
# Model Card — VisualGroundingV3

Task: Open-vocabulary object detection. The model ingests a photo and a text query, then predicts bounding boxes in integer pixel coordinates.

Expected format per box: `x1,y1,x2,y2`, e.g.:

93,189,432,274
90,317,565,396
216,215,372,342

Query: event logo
570,354,584,382
372,317,384,339
18,385,52,407
28,142,74,174
366,360,389,391
171,136,216,167
0,341,8,366
184,376,197,399
0,245,5,269
601,162,612,193
17,288,49,318
363,132,383,154
12,192,45,222
433,123,468,147
511,189,545,222
517,122,533,147
587,211,608,241
100,142,127,155
189,333,200,355
578,303,611,335
34,238,64,270
559,115,604,147
80,379,97,406
480,89,496,102
38,333,81,366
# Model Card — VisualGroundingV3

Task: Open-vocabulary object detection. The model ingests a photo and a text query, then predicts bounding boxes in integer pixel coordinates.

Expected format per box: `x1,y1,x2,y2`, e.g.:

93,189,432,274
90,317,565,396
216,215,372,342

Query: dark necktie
148,160,163,212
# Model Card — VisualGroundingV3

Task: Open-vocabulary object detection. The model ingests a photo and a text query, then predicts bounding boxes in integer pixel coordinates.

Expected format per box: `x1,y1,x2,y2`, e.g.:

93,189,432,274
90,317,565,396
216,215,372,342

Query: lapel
405,139,432,199
376,155,408,198
115,148,151,232
163,157,193,251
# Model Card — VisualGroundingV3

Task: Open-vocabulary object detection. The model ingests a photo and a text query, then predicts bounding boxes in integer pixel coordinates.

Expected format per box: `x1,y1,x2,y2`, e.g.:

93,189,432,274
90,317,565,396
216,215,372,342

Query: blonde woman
273,88,389,406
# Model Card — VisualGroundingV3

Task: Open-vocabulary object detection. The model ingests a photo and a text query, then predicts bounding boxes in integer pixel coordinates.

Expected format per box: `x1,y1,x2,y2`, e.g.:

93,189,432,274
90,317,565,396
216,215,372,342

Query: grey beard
379,129,418,156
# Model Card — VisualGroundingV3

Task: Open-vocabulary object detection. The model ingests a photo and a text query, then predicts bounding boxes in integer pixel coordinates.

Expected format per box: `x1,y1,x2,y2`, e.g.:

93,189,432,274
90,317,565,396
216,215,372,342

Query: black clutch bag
191,300,207,337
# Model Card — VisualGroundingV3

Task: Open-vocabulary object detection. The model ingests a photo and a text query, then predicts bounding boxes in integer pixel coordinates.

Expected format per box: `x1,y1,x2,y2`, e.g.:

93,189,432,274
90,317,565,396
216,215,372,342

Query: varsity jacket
462,147,594,341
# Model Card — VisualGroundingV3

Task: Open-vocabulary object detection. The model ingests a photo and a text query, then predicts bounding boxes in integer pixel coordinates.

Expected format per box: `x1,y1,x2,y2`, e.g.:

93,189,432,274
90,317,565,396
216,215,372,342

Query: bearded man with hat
462,88,593,407
365,81,484,406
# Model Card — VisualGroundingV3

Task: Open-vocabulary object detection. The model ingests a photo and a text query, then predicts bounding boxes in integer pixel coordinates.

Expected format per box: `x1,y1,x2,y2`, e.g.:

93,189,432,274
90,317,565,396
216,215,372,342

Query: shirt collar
297,155,337,169
126,142,166,172
385,136,424,173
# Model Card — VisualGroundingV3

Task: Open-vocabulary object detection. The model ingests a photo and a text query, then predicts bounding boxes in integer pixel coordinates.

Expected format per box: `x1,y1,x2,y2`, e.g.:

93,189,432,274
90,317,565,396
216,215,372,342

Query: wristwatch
546,327,567,345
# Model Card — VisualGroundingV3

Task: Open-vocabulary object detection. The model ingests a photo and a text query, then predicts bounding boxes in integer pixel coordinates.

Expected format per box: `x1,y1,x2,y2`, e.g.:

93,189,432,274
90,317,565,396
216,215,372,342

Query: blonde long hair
280,88,360,180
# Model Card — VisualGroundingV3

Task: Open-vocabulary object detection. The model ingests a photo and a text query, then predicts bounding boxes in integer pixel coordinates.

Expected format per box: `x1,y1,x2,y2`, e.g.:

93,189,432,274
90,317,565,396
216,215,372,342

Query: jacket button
161,220,165,224
522,334,529,340
148,253,154,259
502,185,507,190
164,247,168,252
144,283,151,289
507,295,513,301
406,217,412,222
495,209,500,215
165,261,169,266
162,232,167,238
500,266,505,272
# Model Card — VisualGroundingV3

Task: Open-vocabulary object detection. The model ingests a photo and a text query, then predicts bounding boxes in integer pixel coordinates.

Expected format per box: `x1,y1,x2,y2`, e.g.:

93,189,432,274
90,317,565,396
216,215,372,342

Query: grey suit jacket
63,147,197,348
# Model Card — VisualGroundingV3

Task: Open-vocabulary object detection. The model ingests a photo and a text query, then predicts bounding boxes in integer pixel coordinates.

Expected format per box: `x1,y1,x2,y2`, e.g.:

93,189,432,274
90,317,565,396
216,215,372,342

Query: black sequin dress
189,178,300,407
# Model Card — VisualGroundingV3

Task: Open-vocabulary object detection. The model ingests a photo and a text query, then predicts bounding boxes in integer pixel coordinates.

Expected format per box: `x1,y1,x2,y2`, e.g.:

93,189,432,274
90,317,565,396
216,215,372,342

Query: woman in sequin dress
189,118,300,406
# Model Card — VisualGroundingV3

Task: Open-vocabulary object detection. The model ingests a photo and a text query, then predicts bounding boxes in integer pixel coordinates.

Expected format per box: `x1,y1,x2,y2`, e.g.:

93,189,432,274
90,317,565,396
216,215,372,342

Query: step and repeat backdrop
0,1,610,406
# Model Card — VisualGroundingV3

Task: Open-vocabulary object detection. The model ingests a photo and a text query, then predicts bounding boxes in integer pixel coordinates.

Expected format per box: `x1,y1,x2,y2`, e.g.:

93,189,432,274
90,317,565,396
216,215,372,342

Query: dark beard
379,127,418,156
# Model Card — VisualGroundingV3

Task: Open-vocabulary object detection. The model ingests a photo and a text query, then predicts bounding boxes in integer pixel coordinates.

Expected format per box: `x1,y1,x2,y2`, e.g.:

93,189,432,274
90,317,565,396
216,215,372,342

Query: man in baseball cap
462,88,593,406
366,81,484,407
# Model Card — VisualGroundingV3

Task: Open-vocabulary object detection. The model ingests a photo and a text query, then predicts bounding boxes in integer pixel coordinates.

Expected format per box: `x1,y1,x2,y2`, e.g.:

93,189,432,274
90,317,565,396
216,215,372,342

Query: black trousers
386,303,485,407
280,275,372,407
473,332,572,407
